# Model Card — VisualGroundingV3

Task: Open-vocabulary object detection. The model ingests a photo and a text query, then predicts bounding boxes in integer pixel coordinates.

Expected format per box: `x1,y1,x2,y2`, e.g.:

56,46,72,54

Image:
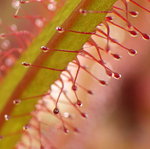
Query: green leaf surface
0,0,117,148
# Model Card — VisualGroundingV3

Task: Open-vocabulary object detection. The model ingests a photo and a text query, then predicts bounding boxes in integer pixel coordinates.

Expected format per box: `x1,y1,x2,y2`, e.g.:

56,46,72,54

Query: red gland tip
63,127,69,134
23,124,29,131
13,99,21,105
113,72,121,79
79,9,87,15
72,85,77,91
87,90,93,95
142,33,150,40
13,15,19,18
106,16,113,21
76,100,82,107
129,11,139,17
99,80,107,85
22,62,30,67
111,53,121,60
73,127,79,133
53,107,59,114
41,46,49,52
4,114,10,121
56,26,64,33
129,30,138,37
81,112,88,118
128,49,137,56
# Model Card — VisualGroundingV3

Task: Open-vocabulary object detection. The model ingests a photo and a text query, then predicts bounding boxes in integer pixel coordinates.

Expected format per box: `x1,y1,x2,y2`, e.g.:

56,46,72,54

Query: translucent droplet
129,11,139,17
12,0,20,9
48,3,56,11
72,85,77,91
5,57,15,67
128,49,137,56
4,114,10,121
73,127,79,133
10,24,17,32
111,53,121,60
87,90,93,95
63,127,69,134
53,107,59,114
41,46,48,52
23,124,29,131
56,26,64,33
99,80,107,86
35,19,44,28
63,112,71,118
106,16,113,21
113,72,121,79
129,30,138,37
22,62,30,67
13,99,21,105
142,33,150,40
79,9,87,15
81,112,88,118
76,100,82,107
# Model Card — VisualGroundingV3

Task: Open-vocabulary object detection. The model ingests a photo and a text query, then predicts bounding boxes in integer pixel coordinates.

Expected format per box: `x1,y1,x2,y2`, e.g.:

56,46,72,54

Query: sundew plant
0,0,150,148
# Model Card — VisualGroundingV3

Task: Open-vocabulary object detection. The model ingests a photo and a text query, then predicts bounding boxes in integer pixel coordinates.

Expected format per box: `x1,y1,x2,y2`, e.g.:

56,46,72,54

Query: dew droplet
76,100,82,107
4,114,10,121
128,49,137,56
5,57,14,67
10,24,18,31
129,30,138,37
113,72,121,79
12,0,20,9
129,11,139,17
87,90,93,95
111,53,121,60
48,3,56,11
13,99,21,105
35,19,44,28
81,112,88,118
106,16,113,21
1,40,10,49
79,9,87,15
56,26,64,33
53,107,59,114
72,85,77,91
99,80,107,86
73,128,79,133
63,112,71,118
23,124,29,131
142,33,150,40
63,127,69,134
41,46,48,52
22,62,30,67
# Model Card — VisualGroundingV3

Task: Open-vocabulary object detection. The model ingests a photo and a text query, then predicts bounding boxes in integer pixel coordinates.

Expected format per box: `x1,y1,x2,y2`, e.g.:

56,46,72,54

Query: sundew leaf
0,0,117,148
